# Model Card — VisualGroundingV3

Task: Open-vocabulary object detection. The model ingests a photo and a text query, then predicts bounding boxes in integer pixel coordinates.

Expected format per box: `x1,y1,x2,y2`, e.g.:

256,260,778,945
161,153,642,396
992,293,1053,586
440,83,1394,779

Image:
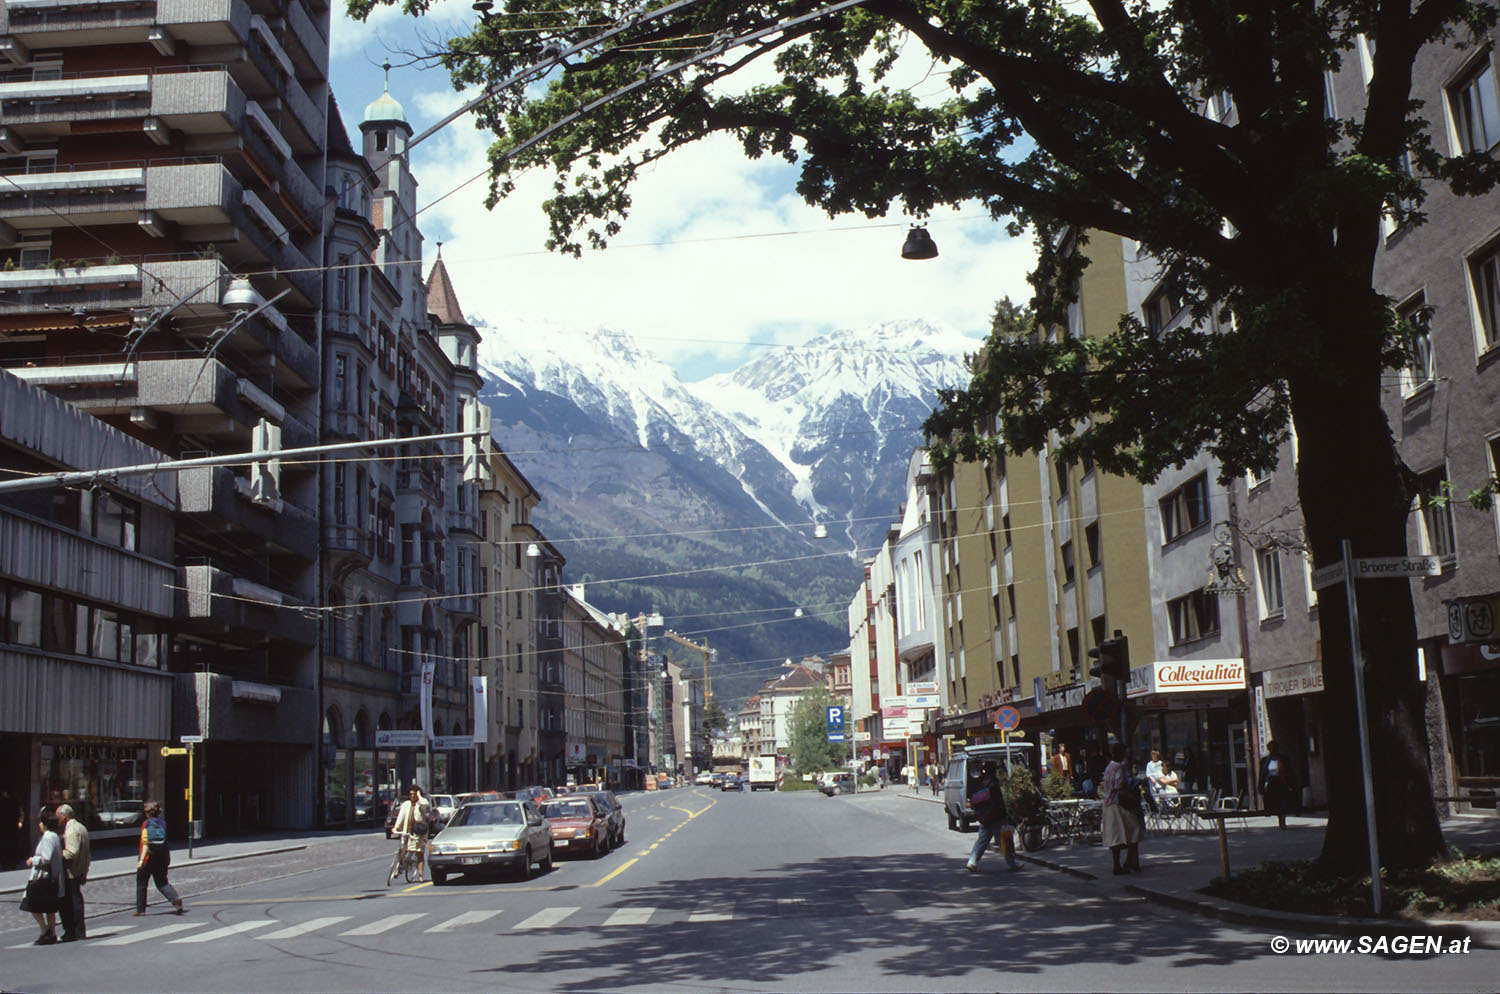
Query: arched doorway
322,707,346,826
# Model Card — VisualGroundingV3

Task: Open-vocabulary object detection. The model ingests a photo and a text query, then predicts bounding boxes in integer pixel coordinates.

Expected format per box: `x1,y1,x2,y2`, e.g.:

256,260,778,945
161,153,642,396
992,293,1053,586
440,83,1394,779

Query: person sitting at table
1155,761,1181,795
1145,750,1165,788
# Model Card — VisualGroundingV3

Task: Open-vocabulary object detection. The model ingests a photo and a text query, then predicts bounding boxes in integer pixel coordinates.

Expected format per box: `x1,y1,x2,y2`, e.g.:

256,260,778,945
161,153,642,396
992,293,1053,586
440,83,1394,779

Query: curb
1123,881,1500,947
0,845,307,896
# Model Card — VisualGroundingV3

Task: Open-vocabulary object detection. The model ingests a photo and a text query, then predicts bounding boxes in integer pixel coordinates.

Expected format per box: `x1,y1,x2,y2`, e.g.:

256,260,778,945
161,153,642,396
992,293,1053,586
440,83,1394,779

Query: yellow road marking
402,881,430,893
586,857,638,888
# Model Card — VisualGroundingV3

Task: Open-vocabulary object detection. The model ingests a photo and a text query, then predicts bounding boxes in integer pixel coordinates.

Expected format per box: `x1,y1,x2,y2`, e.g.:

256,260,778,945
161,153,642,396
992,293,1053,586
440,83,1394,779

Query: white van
943,742,1036,831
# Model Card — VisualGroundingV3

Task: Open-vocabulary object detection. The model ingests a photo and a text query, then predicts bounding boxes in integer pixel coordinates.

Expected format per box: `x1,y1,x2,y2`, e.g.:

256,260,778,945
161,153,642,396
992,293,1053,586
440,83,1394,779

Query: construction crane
662,630,714,699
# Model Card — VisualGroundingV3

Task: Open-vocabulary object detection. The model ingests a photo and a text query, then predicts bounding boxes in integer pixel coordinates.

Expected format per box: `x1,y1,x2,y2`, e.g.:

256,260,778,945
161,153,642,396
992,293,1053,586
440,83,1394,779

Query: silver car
427,800,552,884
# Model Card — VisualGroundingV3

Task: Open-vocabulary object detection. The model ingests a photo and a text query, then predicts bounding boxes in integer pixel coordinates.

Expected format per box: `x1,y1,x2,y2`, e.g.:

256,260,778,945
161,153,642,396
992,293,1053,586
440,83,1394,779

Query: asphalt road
2,788,1494,993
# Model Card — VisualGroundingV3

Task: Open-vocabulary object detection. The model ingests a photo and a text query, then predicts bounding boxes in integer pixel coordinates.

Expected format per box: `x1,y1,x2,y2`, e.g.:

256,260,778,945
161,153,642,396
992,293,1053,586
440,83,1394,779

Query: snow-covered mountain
475,316,979,700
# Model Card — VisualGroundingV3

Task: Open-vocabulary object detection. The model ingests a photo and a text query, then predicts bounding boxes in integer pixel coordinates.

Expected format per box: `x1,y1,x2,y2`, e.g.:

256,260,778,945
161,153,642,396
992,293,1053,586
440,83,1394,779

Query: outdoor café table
1199,808,1260,878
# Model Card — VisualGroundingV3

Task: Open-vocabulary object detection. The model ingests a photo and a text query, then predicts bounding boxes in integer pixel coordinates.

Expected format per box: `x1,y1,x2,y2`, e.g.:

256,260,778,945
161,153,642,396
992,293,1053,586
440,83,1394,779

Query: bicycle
387,833,423,886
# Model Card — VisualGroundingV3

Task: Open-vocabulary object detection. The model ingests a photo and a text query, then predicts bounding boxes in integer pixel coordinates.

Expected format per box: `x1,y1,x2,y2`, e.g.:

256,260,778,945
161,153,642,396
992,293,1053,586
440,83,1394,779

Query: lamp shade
901,226,939,260
221,277,264,310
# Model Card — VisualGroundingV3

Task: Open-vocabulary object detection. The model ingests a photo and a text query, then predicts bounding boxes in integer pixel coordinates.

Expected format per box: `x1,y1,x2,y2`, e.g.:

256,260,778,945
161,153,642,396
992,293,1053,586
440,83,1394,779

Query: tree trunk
1289,292,1447,875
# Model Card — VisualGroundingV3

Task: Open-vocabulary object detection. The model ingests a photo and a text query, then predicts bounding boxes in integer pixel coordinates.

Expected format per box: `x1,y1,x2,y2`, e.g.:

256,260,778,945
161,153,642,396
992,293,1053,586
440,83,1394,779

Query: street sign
1354,555,1442,578
1083,688,1118,723
1448,596,1500,644
431,735,474,750
1311,562,1346,591
375,730,427,748
180,735,204,744
160,746,187,757
827,732,847,742
992,705,1021,730
826,705,845,733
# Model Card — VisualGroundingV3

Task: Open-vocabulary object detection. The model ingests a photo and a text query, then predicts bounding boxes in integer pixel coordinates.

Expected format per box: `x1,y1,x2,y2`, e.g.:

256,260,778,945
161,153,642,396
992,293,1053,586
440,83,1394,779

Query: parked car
505,786,553,804
539,796,611,859
427,800,553,884
720,774,742,792
592,790,626,847
98,800,145,827
943,742,1036,832
694,771,715,786
818,772,854,796
429,794,457,828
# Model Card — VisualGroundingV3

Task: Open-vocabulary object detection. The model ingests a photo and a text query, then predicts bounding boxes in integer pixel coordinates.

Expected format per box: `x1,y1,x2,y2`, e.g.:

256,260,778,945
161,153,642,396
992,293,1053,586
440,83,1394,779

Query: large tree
354,0,1500,871
785,686,853,774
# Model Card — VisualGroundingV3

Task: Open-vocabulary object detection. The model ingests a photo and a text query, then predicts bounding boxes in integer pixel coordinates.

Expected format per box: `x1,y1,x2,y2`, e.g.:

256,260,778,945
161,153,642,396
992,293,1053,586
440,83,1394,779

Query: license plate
460,856,482,865
555,839,569,847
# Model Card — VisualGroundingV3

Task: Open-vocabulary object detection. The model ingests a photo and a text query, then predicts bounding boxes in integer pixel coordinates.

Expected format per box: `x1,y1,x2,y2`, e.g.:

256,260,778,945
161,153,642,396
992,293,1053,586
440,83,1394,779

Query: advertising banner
472,675,489,744
1153,658,1245,694
419,659,436,739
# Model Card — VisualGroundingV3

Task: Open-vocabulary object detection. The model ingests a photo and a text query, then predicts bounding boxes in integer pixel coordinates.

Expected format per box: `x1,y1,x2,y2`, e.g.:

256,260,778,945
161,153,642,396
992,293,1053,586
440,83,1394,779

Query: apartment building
0,372,177,839
0,0,331,830
475,447,540,790
520,527,564,786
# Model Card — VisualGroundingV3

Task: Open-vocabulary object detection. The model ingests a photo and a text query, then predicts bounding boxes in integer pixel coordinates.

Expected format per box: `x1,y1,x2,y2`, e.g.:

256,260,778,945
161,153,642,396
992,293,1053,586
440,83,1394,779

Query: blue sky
328,1,1038,382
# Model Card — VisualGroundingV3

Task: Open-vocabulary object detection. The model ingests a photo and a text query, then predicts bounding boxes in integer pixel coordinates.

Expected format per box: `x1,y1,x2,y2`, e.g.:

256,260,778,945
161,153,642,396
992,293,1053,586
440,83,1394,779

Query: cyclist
391,785,431,883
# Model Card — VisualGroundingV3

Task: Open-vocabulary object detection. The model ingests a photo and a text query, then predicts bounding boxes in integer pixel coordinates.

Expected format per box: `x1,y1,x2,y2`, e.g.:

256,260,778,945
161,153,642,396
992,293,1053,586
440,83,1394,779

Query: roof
425,254,466,326
364,88,406,124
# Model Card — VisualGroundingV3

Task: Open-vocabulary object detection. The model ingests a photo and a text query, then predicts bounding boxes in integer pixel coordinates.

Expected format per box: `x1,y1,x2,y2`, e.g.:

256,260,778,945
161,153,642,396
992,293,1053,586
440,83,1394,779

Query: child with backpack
135,801,185,916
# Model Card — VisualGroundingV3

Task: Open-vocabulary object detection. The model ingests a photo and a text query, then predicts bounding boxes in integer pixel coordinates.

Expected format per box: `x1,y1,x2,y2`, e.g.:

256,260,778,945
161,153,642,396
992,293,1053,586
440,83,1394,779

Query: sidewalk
0,827,358,896
900,788,1500,942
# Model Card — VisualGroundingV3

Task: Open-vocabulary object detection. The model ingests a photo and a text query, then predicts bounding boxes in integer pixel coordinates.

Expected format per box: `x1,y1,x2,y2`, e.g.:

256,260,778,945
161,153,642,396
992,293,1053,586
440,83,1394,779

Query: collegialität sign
1152,659,1246,694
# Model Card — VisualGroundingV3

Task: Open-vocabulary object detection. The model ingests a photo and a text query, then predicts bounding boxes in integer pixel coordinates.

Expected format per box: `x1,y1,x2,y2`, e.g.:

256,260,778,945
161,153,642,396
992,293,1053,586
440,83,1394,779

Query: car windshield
448,802,523,827
542,800,593,819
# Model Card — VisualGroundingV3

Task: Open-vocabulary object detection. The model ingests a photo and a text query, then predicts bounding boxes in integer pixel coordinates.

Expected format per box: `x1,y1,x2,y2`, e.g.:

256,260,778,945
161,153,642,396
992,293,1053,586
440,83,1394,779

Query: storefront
1256,659,1327,809
1438,643,1500,807
1126,658,1252,805
934,695,1040,777
35,736,166,842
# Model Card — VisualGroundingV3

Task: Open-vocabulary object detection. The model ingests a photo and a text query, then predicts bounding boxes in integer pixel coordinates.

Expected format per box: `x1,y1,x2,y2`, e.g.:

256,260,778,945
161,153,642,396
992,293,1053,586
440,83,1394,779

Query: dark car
720,775,742,792
592,790,626,847
538,796,611,859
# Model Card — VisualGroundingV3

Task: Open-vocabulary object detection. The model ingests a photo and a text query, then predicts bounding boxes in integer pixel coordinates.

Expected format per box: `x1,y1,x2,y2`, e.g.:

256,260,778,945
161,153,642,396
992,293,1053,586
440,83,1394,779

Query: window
1060,541,1076,584
1167,589,1220,645
1471,244,1500,351
1397,294,1433,395
333,464,347,524
1256,549,1285,619
1144,287,1183,335
1417,470,1457,560
1358,33,1377,87
335,355,348,410
1452,58,1500,154
1208,90,1233,120
1084,522,1101,567
1159,473,1211,542
1055,460,1070,498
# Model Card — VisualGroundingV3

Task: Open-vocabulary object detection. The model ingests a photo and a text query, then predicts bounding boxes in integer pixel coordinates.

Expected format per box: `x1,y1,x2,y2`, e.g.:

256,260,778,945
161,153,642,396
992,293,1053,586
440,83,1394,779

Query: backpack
145,818,167,849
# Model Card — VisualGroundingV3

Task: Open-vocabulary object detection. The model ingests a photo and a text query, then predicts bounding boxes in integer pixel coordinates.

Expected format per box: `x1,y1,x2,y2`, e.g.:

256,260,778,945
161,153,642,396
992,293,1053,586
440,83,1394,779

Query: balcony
175,671,317,746
177,563,318,647
0,508,174,617
399,563,439,590
445,593,479,618
323,522,373,563
1,0,161,45
179,464,317,554
282,0,328,79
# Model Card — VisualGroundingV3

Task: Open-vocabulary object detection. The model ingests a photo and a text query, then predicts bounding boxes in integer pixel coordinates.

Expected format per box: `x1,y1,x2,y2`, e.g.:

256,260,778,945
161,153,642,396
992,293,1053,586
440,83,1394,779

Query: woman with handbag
19,807,64,945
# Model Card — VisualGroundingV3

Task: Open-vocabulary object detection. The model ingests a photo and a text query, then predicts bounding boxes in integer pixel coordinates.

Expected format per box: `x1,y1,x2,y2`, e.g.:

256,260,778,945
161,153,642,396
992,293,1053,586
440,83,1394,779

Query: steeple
426,244,466,327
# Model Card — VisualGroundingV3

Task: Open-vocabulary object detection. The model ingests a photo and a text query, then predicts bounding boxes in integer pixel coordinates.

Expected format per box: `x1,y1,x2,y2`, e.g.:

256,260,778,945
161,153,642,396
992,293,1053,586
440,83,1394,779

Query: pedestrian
1077,746,1097,798
0,786,22,870
965,761,1021,872
1050,743,1072,783
135,801,185,917
1102,743,1144,875
55,803,90,941
1258,740,1297,830
20,807,64,945
391,785,430,882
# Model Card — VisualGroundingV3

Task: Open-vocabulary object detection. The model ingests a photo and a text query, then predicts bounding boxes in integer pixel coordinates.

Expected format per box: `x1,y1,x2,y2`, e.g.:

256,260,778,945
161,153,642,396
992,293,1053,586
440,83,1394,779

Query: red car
539,796,610,858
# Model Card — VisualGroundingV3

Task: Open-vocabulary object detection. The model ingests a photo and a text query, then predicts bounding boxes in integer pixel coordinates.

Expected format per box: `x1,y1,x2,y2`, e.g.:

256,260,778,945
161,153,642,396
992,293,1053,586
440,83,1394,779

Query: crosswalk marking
341,913,427,936
95,922,204,945
170,921,276,943
258,916,353,940
513,907,577,930
602,907,654,926
687,909,732,922
425,910,502,933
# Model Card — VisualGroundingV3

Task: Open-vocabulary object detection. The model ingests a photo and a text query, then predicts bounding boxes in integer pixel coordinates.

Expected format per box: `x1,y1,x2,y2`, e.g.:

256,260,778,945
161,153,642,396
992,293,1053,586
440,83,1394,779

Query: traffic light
462,398,493,486
1088,631,1130,683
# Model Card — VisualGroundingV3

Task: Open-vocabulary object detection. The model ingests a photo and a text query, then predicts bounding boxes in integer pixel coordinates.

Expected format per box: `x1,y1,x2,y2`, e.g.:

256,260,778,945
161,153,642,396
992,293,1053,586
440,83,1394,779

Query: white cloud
332,6,1038,379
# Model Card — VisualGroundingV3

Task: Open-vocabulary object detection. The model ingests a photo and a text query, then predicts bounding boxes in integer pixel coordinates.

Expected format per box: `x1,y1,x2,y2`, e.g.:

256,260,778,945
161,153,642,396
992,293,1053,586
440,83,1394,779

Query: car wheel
959,815,971,833
431,869,448,886
522,847,535,880
540,845,554,874
947,811,958,831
